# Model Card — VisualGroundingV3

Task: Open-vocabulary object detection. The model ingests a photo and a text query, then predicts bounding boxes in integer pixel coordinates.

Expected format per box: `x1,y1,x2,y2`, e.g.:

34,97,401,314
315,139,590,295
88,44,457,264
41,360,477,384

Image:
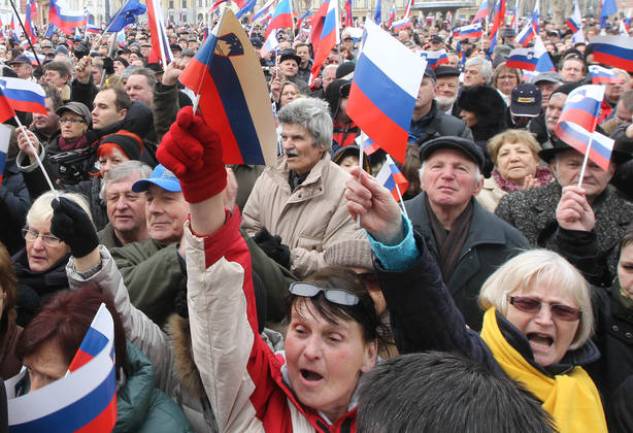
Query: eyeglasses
59,117,85,124
508,295,581,321
289,282,359,306
22,228,63,246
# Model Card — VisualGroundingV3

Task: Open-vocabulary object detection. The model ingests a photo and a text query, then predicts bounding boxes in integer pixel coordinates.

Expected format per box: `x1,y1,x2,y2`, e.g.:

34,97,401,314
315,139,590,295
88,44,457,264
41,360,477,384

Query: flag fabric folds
296,10,312,29
24,0,37,44
589,65,617,84
146,0,173,65
236,0,257,19
566,0,582,33
260,31,279,57
344,0,353,27
179,9,277,166
376,155,409,202
392,18,412,31
347,21,426,164
357,135,380,155
6,304,117,433
590,35,633,72
420,50,448,69
252,0,275,23
48,0,87,34
106,0,147,33
266,0,293,36
453,22,483,40
472,0,489,23
0,77,47,114
556,122,614,171
557,85,604,132
600,0,617,28
310,0,339,83
374,0,382,24
506,48,538,71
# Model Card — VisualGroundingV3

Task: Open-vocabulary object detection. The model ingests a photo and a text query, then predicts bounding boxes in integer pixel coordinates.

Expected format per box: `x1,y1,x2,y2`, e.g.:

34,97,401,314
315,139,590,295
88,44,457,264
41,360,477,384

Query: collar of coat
274,153,333,202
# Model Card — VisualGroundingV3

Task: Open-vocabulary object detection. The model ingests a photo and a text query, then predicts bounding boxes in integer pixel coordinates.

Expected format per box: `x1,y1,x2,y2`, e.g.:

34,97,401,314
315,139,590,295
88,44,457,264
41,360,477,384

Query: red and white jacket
184,209,358,433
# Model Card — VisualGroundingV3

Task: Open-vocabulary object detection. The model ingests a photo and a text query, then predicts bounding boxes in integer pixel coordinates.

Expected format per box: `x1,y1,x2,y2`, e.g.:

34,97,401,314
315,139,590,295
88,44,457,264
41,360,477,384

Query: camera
49,147,96,185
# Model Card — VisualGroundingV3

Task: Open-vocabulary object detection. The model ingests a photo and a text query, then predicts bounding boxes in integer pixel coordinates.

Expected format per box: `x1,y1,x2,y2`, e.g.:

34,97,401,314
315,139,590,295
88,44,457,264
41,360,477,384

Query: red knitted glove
157,106,227,203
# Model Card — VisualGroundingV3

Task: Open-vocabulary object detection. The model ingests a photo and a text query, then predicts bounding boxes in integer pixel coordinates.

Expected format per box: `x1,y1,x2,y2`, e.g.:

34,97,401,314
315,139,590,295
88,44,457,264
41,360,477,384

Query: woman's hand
51,197,100,270
345,167,404,245
520,174,538,190
16,127,41,161
556,185,595,232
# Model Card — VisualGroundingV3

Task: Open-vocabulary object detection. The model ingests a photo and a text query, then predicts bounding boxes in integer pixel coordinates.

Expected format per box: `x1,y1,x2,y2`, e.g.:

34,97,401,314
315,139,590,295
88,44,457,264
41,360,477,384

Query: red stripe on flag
75,394,117,433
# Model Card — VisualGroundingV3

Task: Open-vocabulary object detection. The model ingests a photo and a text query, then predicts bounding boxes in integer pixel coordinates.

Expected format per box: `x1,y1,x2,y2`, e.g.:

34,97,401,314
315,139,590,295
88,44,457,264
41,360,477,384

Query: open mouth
286,151,299,158
527,332,554,347
300,369,324,382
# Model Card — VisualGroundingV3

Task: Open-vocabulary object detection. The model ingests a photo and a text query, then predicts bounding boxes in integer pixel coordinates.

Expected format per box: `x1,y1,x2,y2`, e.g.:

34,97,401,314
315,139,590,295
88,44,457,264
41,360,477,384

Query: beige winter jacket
241,154,365,277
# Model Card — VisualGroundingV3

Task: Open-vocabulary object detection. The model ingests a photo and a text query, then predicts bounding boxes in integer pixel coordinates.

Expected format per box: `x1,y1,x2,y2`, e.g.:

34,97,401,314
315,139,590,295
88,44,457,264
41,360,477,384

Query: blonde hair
487,129,541,165
479,249,594,349
27,191,94,228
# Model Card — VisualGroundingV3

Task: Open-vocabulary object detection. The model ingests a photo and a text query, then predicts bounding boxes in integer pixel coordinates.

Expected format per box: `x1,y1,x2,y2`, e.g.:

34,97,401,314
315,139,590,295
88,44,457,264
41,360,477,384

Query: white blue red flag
146,0,173,65
376,155,409,202
179,9,277,166
0,77,47,114
252,0,275,23
6,304,117,433
310,0,339,83
236,0,257,19
515,21,535,46
48,0,87,34
356,135,380,155
556,84,604,136
556,122,614,170
260,31,279,57
266,0,293,36
589,65,617,84
420,50,449,69
534,36,556,72
590,35,633,72
392,17,412,31
453,22,483,40
24,0,37,43
347,20,426,163
506,48,538,71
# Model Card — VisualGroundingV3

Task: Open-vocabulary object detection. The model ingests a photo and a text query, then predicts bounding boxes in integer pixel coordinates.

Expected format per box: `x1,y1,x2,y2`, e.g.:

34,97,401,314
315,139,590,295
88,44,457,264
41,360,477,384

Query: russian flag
386,4,396,27
0,124,10,186
420,50,449,69
48,0,87,34
403,0,414,18
588,64,616,84
590,35,633,72
556,122,614,171
453,22,483,40
260,31,279,57
146,0,173,65
533,36,556,72
376,155,409,202
506,48,538,71
252,0,275,23
179,9,277,166
310,0,339,83
296,9,312,29
392,17,412,31
557,85,604,133
489,0,506,38
236,0,256,19
0,77,47,114
6,304,117,433
472,0,489,23
347,20,426,164
86,23,101,33
356,135,380,155
344,0,353,27
515,21,535,46
266,0,293,36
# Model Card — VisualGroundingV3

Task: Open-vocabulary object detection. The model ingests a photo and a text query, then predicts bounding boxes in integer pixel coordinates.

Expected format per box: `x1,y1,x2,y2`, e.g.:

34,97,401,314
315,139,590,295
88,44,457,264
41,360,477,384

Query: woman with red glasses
344,167,606,433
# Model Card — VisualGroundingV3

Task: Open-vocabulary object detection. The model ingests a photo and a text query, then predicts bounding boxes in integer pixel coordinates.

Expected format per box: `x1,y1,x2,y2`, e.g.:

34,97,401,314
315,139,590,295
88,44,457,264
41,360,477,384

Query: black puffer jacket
0,159,30,255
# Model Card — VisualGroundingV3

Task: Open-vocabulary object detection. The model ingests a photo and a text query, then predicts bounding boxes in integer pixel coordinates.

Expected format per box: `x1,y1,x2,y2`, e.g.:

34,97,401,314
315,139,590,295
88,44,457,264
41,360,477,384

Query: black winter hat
98,130,144,161
420,136,485,171
457,85,506,118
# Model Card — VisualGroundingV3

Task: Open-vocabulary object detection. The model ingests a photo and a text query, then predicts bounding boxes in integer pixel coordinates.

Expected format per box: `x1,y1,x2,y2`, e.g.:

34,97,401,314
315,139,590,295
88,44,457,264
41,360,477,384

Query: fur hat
457,85,506,118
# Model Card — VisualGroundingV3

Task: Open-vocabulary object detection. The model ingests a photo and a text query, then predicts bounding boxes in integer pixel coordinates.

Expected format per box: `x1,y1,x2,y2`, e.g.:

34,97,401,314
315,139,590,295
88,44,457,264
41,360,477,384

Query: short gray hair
128,67,157,88
479,249,593,350
100,160,152,201
278,97,333,150
465,57,493,85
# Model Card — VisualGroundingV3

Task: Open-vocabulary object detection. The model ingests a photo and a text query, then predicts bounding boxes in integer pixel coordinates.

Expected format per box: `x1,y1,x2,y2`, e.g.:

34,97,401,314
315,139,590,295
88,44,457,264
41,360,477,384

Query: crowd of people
1,8,633,433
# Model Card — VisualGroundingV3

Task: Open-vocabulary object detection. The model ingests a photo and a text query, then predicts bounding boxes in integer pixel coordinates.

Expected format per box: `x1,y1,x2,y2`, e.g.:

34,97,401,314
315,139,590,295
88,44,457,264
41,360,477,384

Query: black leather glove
51,197,99,258
102,57,115,75
253,228,291,270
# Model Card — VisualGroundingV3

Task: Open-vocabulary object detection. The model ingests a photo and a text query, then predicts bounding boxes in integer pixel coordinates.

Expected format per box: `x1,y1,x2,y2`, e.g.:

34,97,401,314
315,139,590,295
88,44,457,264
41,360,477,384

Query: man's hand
157,106,226,204
162,59,186,86
345,167,404,245
74,56,93,84
556,185,595,232
16,127,41,160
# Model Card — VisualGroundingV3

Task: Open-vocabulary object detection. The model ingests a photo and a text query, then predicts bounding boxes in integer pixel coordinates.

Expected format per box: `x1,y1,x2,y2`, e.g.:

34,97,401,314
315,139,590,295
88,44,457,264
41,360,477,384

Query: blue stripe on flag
78,327,109,358
354,53,414,132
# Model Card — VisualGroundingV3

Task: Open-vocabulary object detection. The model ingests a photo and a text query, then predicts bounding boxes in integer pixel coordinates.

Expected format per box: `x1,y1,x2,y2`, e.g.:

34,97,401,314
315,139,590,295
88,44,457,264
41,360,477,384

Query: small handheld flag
588,65,617,84
590,35,633,72
376,154,409,203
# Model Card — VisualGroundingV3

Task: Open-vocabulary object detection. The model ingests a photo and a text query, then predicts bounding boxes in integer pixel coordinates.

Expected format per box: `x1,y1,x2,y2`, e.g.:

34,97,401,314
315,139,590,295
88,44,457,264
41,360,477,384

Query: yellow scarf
480,308,607,433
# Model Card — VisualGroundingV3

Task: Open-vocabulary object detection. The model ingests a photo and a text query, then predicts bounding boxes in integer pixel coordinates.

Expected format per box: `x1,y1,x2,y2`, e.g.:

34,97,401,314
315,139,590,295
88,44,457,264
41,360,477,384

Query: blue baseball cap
132,164,182,193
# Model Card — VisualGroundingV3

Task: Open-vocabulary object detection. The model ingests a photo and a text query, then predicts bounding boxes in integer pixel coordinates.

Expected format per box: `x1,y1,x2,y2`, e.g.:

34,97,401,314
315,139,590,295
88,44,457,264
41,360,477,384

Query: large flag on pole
179,9,277,166
24,0,37,43
6,304,117,433
566,0,582,33
146,0,173,65
347,20,426,163
48,0,87,34
472,0,489,23
590,35,633,72
266,0,293,36
105,0,146,33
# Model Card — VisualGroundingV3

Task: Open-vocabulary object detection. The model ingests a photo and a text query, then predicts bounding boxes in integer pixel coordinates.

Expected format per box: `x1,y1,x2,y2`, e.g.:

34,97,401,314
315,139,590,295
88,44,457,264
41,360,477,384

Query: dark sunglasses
508,296,581,322
289,282,359,306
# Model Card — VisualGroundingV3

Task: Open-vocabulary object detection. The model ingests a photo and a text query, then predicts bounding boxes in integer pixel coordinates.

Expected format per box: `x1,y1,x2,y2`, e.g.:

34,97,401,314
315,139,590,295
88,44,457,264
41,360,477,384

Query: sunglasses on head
289,282,360,306
508,295,581,321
